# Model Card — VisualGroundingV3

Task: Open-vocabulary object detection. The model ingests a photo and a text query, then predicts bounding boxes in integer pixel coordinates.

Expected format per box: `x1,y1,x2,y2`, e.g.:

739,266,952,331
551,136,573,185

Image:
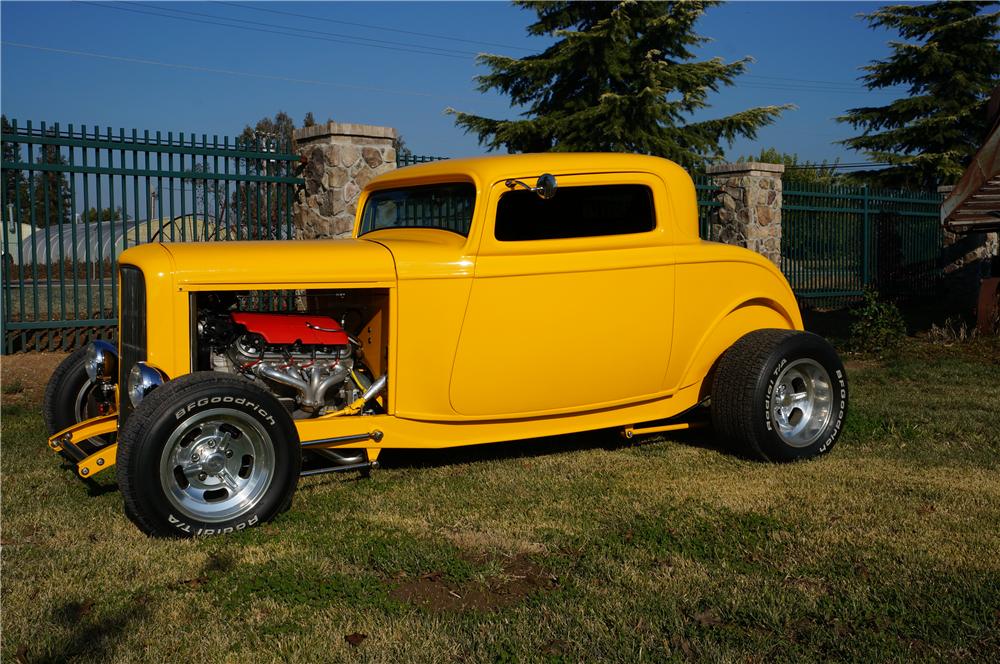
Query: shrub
849,289,906,353
927,317,976,345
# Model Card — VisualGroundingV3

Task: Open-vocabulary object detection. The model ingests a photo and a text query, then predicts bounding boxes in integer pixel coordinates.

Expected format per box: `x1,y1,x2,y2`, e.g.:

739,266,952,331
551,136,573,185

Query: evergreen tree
738,148,844,186
838,2,1000,189
237,111,296,150
393,135,413,160
81,206,125,223
447,1,790,169
31,138,72,227
2,116,31,225
231,112,298,239
3,119,71,227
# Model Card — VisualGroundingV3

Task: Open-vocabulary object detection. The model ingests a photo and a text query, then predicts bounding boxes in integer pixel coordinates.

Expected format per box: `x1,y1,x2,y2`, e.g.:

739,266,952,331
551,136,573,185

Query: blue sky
2,1,909,163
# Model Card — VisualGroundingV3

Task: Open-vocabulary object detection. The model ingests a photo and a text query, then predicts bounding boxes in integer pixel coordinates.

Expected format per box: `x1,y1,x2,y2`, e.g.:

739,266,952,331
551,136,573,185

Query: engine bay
192,289,389,420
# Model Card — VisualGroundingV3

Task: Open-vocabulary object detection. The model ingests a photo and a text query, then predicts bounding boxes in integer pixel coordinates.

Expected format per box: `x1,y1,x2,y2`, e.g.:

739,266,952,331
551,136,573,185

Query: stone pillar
293,122,397,239
705,162,784,266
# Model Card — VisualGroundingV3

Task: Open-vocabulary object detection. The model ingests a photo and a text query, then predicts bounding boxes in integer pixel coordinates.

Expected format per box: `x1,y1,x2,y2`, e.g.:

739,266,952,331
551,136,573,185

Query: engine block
200,310,360,416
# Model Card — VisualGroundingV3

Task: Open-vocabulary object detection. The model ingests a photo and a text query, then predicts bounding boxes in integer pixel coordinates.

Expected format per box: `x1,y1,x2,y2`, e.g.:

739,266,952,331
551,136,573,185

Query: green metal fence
397,154,448,167
781,184,943,303
692,173,720,238
1,120,303,353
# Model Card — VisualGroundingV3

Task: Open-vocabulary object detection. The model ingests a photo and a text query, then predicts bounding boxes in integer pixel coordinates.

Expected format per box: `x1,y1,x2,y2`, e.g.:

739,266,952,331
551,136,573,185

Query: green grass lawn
2,338,999,662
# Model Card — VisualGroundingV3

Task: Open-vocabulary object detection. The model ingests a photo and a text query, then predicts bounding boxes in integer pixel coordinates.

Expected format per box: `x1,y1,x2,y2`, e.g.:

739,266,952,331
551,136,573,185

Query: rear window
495,184,655,241
359,183,475,236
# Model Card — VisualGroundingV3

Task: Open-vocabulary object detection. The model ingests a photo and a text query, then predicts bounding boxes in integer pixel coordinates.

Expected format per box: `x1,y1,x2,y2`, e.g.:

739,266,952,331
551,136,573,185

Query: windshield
359,183,476,236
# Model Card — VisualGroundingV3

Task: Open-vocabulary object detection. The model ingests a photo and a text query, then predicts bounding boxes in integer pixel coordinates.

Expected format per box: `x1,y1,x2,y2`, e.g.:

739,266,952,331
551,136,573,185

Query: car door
449,172,676,417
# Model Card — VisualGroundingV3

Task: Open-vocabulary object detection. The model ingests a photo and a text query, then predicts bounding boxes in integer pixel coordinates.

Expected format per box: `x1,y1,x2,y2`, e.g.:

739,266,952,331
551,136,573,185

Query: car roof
369,152,689,189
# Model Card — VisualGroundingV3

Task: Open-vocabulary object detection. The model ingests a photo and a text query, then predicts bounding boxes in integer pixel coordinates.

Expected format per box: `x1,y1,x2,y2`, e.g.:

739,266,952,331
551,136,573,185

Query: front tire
43,345,114,454
117,373,301,537
711,330,847,462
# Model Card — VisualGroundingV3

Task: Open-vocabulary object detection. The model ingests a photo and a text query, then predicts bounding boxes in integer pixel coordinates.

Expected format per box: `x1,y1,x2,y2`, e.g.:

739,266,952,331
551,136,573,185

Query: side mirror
535,173,557,199
504,173,559,199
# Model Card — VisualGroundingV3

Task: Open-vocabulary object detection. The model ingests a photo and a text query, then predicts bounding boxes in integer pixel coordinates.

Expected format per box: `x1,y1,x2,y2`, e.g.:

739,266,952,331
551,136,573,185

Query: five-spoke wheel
116,373,300,537
712,330,847,461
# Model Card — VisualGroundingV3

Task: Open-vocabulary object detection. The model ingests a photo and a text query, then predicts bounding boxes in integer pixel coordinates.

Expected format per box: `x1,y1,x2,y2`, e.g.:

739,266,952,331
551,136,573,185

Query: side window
495,184,655,242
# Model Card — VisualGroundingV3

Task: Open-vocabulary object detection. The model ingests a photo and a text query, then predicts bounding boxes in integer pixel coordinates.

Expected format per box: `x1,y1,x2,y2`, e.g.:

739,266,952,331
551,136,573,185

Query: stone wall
705,162,784,266
293,122,397,239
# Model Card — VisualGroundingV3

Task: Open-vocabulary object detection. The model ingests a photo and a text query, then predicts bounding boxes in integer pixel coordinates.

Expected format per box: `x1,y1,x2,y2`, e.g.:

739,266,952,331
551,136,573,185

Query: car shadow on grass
57,459,119,497
375,428,629,471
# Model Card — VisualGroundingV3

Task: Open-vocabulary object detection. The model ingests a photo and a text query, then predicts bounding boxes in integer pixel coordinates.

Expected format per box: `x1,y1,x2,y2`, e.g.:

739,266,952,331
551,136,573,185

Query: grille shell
118,266,147,425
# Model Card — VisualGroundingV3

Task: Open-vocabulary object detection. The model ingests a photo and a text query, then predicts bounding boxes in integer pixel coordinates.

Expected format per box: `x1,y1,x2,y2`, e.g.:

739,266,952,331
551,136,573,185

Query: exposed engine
197,307,378,419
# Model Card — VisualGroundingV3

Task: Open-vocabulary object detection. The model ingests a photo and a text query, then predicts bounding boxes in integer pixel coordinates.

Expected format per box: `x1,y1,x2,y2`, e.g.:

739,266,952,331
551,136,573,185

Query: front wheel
43,345,115,455
116,373,301,537
711,330,847,462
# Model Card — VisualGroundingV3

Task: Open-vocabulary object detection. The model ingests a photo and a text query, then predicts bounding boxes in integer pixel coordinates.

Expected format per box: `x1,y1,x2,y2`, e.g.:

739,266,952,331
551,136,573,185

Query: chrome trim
127,362,167,408
771,359,834,448
85,341,118,383
252,363,351,412
361,374,387,403
301,431,381,448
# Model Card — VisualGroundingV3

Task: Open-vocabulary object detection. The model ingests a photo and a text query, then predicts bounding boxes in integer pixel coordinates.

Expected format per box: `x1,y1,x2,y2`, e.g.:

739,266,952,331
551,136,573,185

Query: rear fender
678,298,800,392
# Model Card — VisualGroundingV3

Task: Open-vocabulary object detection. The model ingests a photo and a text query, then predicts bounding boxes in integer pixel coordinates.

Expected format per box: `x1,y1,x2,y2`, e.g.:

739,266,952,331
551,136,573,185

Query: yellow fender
679,297,800,392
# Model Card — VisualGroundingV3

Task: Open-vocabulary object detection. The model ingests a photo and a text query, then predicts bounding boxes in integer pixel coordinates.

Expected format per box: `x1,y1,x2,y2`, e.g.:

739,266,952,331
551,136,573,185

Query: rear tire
117,372,301,537
43,345,114,455
711,330,847,462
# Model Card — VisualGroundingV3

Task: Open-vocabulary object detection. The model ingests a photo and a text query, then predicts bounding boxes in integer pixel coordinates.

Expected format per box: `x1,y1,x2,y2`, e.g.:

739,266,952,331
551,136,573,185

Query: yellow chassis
48,414,119,479
49,404,707,481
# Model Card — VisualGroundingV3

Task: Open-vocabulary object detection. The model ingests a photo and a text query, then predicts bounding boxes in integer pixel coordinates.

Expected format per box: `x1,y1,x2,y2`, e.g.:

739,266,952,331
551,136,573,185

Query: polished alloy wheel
159,408,275,523
771,359,834,448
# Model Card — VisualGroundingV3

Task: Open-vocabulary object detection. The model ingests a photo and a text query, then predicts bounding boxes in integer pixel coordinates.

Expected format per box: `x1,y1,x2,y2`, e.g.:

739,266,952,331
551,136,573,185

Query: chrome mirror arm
504,173,558,199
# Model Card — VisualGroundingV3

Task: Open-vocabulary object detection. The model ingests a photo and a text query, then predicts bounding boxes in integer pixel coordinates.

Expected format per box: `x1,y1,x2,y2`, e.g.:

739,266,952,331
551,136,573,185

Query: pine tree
81,207,125,223
2,115,31,224
447,1,790,169
31,138,72,227
738,148,844,187
230,112,298,238
838,1,1000,189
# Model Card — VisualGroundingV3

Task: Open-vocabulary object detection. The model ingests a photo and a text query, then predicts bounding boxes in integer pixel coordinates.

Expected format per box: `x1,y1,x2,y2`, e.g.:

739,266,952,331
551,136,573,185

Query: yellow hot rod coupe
44,154,847,537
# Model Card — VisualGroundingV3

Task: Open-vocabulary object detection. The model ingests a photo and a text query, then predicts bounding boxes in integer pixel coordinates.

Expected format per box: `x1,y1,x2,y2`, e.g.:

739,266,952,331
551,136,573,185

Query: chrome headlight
127,362,166,407
85,341,118,383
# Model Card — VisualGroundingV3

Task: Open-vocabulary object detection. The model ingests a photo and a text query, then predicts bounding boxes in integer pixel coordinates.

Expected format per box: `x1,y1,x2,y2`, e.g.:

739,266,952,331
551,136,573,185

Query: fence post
862,184,871,288
292,122,398,239
705,162,784,266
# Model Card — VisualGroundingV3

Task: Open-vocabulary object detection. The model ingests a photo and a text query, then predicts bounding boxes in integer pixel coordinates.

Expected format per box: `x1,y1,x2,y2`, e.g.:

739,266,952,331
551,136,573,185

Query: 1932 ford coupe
44,154,847,537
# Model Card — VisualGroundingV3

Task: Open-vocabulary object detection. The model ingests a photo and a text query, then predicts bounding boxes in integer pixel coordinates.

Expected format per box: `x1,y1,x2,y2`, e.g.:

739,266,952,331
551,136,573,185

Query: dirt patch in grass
390,554,558,612
0,352,66,406
842,357,881,373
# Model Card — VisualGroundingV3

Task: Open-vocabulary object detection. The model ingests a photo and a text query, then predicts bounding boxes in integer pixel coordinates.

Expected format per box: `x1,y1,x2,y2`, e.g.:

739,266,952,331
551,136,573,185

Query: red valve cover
230,312,349,346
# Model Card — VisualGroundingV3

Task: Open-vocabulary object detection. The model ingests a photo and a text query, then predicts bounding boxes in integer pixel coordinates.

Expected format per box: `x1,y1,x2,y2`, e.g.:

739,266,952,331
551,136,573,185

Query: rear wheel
711,330,847,462
117,373,301,537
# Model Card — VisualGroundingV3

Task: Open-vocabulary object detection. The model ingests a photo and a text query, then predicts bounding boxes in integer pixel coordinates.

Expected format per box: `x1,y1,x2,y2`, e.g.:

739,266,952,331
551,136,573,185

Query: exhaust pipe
361,374,387,403
252,363,350,412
